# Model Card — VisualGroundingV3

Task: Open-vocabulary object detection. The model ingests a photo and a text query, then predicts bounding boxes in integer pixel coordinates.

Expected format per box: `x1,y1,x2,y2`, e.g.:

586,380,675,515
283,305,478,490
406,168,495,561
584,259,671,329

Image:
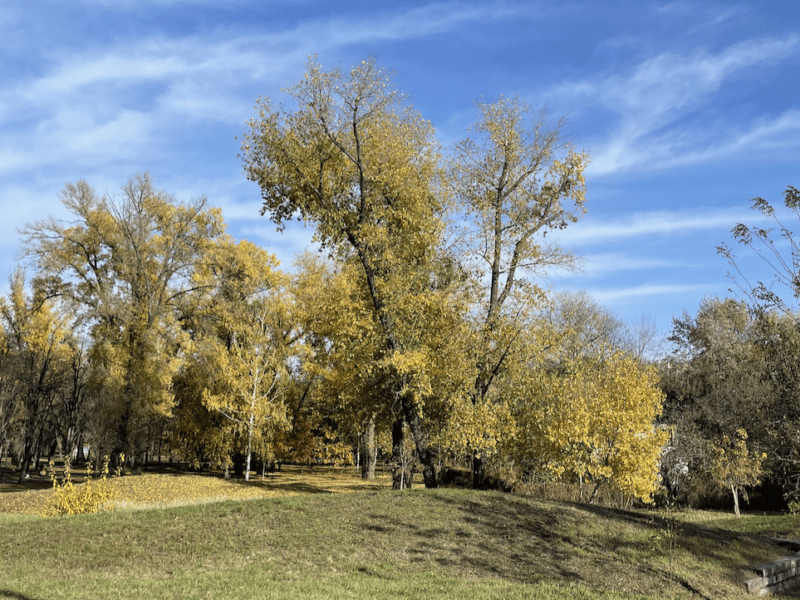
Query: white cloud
559,35,797,122
546,252,693,280
589,107,800,175
0,107,155,176
0,0,539,178
552,207,770,245
14,1,531,103
711,4,749,25
25,52,186,98
551,35,800,175
589,283,710,302
581,253,690,273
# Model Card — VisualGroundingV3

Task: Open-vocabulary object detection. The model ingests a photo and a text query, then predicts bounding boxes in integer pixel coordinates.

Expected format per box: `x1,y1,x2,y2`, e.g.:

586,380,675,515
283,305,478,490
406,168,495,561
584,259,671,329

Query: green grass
674,509,800,537
0,488,794,599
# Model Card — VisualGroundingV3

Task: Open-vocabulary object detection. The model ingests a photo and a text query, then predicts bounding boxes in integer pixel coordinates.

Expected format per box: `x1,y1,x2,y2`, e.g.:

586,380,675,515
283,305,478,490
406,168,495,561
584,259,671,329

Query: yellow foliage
436,394,518,459
2,466,391,516
708,429,765,516
514,351,668,502
24,173,228,458
42,455,120,517
710,429,765,493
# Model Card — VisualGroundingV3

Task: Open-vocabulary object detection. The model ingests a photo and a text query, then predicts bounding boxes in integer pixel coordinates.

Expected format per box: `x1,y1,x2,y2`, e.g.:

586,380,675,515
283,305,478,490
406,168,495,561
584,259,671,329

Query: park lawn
0,468,796,599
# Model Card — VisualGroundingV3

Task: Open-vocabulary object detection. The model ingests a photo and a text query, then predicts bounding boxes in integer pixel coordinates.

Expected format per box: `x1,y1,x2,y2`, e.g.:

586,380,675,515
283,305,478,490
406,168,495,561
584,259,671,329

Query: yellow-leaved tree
200,294,293,481
709,429,765,517
241,57,459,489
173,237,292,478
513,350,668,503
23,174,226,468
1,270,71,483
290,249,473,486
290,254,388,478
450,96,589,487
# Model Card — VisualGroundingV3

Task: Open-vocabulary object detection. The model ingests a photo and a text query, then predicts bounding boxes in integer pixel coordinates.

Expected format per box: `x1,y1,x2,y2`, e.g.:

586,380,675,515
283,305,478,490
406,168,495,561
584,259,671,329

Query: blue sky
2,1,799,339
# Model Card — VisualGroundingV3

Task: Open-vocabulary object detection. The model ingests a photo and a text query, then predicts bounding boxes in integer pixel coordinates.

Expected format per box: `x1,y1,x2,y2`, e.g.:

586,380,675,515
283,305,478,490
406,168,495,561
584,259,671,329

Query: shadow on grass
251,481,333,494
0,479,51,494
418,493,589,585
0,589,46,600
573,501,786,595
387,492,778,599
0,482,782,599
571,501,777,555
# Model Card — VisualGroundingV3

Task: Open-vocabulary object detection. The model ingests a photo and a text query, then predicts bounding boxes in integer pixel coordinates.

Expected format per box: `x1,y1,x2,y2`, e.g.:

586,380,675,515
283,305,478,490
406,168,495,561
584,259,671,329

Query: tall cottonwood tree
297,251,474,484
290,254,387,479
451,96,588,486
241,57,451,489
23,173,226,465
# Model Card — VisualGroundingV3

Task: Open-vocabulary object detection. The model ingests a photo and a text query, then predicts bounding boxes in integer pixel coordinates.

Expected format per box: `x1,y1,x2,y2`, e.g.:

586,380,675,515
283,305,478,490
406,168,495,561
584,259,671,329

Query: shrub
43,454,121,517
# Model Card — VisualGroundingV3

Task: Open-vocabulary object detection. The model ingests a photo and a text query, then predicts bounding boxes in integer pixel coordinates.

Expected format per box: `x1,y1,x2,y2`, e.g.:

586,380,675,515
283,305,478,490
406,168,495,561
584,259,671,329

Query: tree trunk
245,409,254,482
391,418,407,490
33,445,41,477
732,483,741,518
588,477,606,504
403,399,437,489
361,414,377,480
17,440,35,484
48,437,58,463
74,433,84,464
472,452,486,489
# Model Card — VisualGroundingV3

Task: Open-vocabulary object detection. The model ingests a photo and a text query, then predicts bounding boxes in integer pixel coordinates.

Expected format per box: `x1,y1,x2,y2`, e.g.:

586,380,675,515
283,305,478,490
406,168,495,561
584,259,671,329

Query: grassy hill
0,469,797,599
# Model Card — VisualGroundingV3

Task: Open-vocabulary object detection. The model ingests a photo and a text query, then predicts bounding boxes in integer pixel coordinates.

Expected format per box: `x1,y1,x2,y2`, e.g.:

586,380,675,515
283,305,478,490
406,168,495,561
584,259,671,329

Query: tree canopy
0,57,676,509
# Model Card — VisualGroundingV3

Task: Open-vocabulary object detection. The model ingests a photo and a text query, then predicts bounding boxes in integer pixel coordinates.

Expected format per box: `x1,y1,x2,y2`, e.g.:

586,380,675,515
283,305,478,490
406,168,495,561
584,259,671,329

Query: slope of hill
1,483,795,599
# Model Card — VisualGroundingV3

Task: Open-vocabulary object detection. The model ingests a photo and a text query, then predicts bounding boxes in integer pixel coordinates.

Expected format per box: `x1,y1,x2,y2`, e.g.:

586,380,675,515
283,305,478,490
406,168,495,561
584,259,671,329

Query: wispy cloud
551,34,800,175
552,207,771,245
0,1,534,178
581,253,691,273
589,283,710,302
624,109,800,172
545,252,696,282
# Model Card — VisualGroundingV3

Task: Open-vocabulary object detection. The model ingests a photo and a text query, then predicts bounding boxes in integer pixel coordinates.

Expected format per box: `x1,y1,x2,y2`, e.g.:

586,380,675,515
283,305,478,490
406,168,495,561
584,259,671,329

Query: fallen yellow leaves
0,465,391,516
